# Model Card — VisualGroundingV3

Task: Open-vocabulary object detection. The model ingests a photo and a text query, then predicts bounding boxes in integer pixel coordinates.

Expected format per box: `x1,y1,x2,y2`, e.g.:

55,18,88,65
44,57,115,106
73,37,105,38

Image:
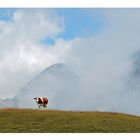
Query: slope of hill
0,109,140,133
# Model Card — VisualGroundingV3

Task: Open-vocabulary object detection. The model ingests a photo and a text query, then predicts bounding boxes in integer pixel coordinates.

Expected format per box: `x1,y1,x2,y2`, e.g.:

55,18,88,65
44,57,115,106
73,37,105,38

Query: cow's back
43,98,48,104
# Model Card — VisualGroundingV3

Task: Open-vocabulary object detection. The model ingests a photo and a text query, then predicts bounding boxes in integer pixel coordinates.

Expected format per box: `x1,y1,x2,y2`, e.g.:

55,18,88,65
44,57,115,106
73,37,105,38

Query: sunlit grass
0,108,140,132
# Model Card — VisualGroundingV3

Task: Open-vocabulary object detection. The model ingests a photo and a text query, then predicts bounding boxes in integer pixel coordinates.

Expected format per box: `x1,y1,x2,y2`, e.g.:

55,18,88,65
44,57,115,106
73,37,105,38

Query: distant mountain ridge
14,63,81,109
0,63,82,109
0,98,16,108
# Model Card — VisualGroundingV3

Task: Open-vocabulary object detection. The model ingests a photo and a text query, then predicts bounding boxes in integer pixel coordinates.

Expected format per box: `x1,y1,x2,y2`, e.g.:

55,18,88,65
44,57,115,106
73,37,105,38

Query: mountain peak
13,63,81,110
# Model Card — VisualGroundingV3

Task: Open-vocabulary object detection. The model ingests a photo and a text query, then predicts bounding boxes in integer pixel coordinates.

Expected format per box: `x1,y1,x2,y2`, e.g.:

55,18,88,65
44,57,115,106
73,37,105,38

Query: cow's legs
44,105,47,109
38,104,48,110
42,104,47,110
38,104,42,110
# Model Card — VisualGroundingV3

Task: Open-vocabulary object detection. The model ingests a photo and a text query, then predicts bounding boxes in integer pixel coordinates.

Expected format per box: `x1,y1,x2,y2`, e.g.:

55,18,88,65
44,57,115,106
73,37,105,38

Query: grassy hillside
0,108,140,132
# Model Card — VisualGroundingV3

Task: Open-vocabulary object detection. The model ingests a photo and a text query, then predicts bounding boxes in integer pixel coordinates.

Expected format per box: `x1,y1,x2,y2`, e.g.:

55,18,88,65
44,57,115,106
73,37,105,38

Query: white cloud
0,9,72,99
63,9,140,115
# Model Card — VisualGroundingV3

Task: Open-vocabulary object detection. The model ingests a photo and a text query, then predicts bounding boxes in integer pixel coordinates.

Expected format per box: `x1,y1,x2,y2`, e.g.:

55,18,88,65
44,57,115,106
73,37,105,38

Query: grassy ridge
0,108,140,132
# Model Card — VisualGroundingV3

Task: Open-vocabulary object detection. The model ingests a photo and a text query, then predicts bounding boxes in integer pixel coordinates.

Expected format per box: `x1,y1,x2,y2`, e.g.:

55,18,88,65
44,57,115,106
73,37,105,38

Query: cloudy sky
1,8,140,114
0,8,105,99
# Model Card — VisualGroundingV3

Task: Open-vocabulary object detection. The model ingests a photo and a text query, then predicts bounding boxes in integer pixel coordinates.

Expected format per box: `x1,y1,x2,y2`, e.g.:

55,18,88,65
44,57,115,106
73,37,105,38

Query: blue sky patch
41,37,56,46
0,8,16,21
55,8,106,40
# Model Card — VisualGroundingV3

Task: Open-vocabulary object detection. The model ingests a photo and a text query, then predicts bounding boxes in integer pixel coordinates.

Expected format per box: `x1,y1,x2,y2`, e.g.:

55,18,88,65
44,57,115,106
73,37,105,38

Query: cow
34,97,48,109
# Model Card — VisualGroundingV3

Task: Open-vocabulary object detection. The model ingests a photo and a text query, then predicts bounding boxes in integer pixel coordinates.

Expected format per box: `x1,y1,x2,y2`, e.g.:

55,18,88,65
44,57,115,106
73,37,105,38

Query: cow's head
34,97,38,103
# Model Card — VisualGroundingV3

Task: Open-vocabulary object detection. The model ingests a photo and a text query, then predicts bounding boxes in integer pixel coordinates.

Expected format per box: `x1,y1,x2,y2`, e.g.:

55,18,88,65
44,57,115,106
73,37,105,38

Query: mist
1,9,140,115
63,9,140,115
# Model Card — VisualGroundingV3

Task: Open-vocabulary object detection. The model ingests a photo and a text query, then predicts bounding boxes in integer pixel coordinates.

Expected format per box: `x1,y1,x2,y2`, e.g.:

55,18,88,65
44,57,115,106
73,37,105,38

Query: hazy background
0,9,140,115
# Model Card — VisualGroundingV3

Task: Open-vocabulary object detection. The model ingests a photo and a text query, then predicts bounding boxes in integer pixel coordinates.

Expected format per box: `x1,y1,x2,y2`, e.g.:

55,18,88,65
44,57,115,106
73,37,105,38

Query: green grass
0,108,140,132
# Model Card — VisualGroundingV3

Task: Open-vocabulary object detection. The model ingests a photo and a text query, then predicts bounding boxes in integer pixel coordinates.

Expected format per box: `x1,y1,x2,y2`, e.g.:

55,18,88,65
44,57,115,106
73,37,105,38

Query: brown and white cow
34,97,48,109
